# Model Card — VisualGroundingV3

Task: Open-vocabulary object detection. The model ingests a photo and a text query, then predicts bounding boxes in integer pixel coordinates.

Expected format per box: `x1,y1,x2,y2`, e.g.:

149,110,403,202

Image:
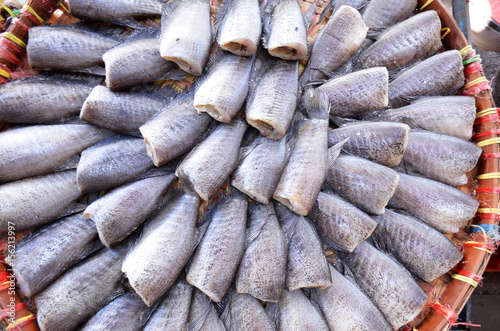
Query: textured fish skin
366,96,476,140
278,289,329,331
275,203,331,290
235,202,287,302
188,290,227,331
77,137,154,193
327,121,410,167
27,24,120,71
315,265,392,331
314,191,377,252
35,246,127,331
359,11,442,70
263,0,308,60
343,241,428,330
143,279,193,331
232,135,287,204
389,173,479,233
374,210,463,282
83,174,176,248
104,38,175,91
0,124,107,182
187,192,247,302
318,67,388,119
68,0,162,23
160,0,212,76
389,50,465,107
362,0,417,28
13,214,97,298
334,0,369,12
246,57,298,139
218,0,262,56
403,130,482,186
325,154,400,215
194,51,254,123
176,118,247,201
227,292,275,331
80,85,164,134
0,170,81,232
122,193,200,306
0,78,95,124
305,5,367,82
81,292,149,331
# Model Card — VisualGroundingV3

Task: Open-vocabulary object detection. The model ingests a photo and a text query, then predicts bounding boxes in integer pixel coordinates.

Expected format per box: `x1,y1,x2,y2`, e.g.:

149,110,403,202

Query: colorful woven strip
476,108,498,118
464,61,483,76
0,303,26,320
6,314,36,330
463,55,482,65
476,208,500,215
475,213,500,221
470,224,500,238
430,301,458,325
58,2,70,13
464,241,495,254
41,0,56,12
464,77,489,90
481,153,500,159
477,137,500,147
454,268,483,284
451,273,479,287
419,0,435,11
460,45,473,56
440,28,451,39
463,81,491,96
22,4,44,24
1,4,15,18
2,32,26,48
472,128,500,139
478,172,500,179
0,67,10,79
13,17,29,32
0,47,23,66
474,113,499,124
476,187,500,194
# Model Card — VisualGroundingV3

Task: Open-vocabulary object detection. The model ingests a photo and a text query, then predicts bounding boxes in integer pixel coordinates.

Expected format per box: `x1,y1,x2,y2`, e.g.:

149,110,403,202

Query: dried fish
278,288,329,330
225,291,275,331
188,290,227,331
362,0,417,28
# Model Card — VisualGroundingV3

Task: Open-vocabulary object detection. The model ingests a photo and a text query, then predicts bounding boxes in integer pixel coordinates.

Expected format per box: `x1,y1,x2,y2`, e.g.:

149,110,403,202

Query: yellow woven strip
463,77,488,90
59,2,70,13
465,241,493,254
451,273,479,287
476,107,498,118
419,0,435,11
470,224,490,240
23,4,44,23
460,45,473,55
477,137,500,147
2,4,15,18
477,208,500,215
441,28,451,39
0,67,10,79
477,172,500,180
6,314,35,330
3,32,26,48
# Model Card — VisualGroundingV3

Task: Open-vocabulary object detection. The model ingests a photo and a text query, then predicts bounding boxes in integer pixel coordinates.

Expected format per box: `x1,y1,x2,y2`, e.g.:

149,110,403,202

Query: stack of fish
0,0,483,330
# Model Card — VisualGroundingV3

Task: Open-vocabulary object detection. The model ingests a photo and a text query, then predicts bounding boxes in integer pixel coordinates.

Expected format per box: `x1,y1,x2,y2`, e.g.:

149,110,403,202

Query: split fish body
68,0,163,24
362,0,418,28
226,291,275,331
278,288,329,331
188,290,227,331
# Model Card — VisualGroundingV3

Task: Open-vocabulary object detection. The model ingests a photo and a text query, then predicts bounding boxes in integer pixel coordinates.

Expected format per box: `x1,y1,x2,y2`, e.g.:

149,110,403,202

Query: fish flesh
225,291,275,331
388,173,480,233
83,173,176,248
327,121,410,167
389,50,465,107
235,202,287,302
278,288,330,331
12,214,97,298
362,0,418,28
0,170,81,232
318,67,389,119
160,0,212,76
187,290,227,331
187,191,247,302
122,193,200,306
194,50,254,123
342,241,428,330
76,136,154,193
176,118,247,201
402,130,482,186
325,154,400,215
373,209,464,282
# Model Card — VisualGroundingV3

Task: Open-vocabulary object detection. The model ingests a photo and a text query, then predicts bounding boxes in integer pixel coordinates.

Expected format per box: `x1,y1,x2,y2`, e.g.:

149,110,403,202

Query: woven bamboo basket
0,0,498,330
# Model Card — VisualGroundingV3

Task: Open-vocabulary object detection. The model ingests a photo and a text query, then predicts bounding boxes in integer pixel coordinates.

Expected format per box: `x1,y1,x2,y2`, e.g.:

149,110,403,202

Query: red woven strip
454,269,483,284
481,153,500,159
20,8,43,26
476,187,500,194
462,82,492,96
475,213,500,221
0,48,23,66
430,301,458,325
7,314,37,330
12,18,29,32
0,303,27,320
0,77,7,84
464,61,483,76
464,241,496,251
474,114,499,124
0,271,10,284
472,129,500,139
41,0,56,12
0,39,26,56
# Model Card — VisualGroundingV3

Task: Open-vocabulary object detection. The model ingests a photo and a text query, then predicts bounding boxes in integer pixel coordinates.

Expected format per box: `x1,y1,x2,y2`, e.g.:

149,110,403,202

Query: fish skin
365,96,477,140
325,154,400,215
402,130,482,186
176,118,247,201
359,11,442,70
388,173,479,233
80,85,164,134
314,265,392,331
160,0,212,76
263,0,308,60
235,202,287,302
0,170,81,233
333,0,369,12
81,292,149,331
217,0,262,56
314,191,377,252
327,121,410,167
35,246,127,331
389,50,465,107
104,38,175,91
187,192,248,302
122,193,200,306
83,174,176,248
226,292,275,331
68,0,162,23
342,241,428,330
76,137,154,193
374,210,463,282
12,214,97,298
246,57,298,139
27,24,120,71
143,279,193,331
278,289,329,331
188,290,227,331
0,124,108,182
0,78,95,124
362,0,418,28
194,51,254,123
318,67,389,119
232,135,288,204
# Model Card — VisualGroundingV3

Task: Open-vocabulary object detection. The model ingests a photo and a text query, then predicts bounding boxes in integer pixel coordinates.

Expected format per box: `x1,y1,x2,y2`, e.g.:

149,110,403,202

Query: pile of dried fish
0,0,482,330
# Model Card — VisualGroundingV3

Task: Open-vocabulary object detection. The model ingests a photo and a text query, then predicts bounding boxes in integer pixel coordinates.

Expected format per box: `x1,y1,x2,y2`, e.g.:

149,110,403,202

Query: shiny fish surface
362,0,417,28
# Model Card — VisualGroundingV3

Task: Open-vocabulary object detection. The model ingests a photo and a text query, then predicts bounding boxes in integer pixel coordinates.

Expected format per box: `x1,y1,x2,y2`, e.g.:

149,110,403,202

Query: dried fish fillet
362,0,417,28
278,289,329,331
188,290,227,331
